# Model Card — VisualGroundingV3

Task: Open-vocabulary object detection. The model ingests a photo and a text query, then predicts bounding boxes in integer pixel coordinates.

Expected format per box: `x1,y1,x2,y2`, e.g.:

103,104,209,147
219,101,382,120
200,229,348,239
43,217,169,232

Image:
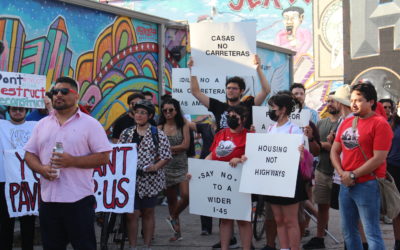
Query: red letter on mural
263,0,282,9
248,0,262,10
229,0,245,11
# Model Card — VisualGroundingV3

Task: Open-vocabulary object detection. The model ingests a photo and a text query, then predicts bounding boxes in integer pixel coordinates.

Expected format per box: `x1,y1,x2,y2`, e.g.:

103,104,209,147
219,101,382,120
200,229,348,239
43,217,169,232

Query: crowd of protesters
0,66,399,250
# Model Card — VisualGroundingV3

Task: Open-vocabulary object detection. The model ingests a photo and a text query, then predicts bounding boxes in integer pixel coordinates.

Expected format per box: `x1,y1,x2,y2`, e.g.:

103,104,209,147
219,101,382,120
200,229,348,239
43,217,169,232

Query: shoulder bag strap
352,117,369,161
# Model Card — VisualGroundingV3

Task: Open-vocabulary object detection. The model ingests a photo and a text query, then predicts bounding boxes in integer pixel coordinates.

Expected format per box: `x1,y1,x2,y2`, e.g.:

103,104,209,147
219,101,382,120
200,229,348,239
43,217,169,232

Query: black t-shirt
112,113,136,140
208,97,254,132
196,123,215,159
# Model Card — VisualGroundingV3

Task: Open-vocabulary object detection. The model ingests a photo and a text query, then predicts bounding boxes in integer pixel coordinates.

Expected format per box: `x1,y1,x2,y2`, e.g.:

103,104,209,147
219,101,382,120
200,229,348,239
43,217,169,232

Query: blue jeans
339,180,384,250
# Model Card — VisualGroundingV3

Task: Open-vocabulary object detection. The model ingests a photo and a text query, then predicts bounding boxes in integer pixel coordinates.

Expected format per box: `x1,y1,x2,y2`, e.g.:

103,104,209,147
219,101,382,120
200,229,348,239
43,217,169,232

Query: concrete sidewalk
16,203,396,249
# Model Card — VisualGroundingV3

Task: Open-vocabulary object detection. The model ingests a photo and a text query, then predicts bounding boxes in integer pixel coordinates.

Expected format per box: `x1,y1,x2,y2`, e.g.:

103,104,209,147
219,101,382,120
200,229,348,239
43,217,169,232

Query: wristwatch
350,172,356,180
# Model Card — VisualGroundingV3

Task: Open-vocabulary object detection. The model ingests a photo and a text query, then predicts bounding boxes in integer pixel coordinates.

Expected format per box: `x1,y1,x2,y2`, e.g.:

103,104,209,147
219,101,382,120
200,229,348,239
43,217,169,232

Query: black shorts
134,193,158,210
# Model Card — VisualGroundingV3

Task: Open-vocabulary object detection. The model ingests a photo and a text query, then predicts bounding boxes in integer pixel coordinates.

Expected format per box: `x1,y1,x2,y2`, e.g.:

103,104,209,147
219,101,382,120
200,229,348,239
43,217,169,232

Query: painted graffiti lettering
228,0,311,11
137,26,157,37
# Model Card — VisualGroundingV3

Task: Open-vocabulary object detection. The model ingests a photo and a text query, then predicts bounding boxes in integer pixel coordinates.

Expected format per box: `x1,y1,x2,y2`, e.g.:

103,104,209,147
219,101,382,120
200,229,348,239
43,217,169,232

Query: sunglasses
51,88,77,95
162,108,175,113
10,107,26,112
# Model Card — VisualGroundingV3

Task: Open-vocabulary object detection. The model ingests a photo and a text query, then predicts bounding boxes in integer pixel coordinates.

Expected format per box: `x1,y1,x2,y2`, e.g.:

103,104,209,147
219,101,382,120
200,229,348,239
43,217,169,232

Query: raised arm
254,55,271,106
188,57,210,108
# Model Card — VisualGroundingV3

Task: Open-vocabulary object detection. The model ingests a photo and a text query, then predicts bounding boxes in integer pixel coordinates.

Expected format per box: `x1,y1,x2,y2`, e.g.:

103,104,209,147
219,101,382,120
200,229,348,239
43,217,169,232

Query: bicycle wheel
253,196,266,241
100,212,117,250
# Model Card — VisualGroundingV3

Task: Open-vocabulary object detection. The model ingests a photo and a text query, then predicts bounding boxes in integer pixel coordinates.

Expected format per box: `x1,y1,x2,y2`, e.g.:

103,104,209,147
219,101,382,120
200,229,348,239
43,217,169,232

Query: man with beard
188,55,270,132
112,92,145,143
331,82,393,250
0,106,37,249
303,93,340,249
24,76,112,250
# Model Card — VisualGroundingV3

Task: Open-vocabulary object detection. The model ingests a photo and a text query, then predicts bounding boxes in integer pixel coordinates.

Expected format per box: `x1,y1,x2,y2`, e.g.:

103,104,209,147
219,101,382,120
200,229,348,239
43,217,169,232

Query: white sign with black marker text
239,133,303,198
172,68,226,115
189,158,251,221
252,106,311,133
189,22,257,77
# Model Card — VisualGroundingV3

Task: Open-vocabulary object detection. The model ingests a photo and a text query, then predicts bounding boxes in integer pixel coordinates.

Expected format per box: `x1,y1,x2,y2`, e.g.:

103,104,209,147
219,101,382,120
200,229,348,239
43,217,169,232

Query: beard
10,116,25,123
328,109,339,115
53,101,75,111
227,96,240,102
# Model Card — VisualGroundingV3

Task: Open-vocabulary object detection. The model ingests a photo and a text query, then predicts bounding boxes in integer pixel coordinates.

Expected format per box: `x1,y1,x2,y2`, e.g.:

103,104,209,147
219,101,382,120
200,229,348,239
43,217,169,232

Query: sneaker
383,215,393,224
303,237,325,249
201,230,211,235
260,245,277,250
169,231,183,242
212,236,239,249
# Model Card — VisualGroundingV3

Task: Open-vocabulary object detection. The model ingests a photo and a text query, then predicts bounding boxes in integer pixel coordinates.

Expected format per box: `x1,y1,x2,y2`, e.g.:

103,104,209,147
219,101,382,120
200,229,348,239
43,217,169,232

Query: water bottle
52,142,63,178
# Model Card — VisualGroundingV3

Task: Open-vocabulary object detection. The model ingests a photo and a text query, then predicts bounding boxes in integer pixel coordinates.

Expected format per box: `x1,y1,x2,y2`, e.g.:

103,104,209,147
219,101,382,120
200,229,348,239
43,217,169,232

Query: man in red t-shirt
330,82,393,250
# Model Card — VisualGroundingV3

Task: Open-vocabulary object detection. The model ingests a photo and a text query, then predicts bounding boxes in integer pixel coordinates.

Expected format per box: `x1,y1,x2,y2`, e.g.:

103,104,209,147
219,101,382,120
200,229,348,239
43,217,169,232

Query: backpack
150,125,159,153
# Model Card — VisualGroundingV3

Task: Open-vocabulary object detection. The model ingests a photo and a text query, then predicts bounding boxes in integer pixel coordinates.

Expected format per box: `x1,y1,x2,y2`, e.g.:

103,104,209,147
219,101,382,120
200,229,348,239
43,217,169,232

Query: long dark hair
393,108,400,129
158,98,185,129
268,91,302,115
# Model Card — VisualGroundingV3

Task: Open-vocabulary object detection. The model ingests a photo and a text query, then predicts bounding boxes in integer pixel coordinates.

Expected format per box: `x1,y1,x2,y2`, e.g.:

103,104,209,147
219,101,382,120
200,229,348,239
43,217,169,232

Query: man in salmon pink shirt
24,76,112,250
330,82,393,250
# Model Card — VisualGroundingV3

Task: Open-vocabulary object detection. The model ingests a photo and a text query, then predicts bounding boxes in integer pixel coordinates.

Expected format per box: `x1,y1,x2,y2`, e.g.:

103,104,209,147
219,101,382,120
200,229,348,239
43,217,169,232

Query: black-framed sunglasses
162,108,175,113
9,107,26,112
51,88,77,95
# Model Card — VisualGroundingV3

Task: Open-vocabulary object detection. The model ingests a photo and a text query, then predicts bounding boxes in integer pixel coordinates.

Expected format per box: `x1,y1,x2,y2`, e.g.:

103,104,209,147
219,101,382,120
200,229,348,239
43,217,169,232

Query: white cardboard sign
189,22,257,77
189,158,251,221
172,68,226,115
3,145,137,217
252,106,311,133
239,133,303,198
0,71,46,109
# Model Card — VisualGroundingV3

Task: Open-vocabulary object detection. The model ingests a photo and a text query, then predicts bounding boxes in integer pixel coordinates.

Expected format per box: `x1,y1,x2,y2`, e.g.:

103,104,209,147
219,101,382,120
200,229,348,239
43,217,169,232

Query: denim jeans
339,179,385,250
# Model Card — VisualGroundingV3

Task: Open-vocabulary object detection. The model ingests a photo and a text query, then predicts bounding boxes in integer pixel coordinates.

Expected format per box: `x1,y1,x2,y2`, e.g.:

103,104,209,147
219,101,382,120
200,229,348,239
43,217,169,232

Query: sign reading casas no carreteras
239,133,303,198
0,71,46,109
189,22,256,77
188,158,251,221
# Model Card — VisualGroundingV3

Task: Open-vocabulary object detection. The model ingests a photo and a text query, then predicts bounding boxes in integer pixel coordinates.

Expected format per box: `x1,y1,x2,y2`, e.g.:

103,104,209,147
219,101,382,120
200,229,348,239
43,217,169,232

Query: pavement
12,202,396,249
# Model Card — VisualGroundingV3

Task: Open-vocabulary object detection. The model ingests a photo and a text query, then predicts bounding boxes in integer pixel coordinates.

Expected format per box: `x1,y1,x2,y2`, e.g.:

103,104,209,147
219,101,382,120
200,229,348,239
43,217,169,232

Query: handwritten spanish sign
189,22,256,76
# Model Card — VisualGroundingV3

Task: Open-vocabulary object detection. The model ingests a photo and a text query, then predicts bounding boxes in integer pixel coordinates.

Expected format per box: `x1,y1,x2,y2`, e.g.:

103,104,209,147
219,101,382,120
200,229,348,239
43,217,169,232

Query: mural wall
0,0,182,131
123,0,345,112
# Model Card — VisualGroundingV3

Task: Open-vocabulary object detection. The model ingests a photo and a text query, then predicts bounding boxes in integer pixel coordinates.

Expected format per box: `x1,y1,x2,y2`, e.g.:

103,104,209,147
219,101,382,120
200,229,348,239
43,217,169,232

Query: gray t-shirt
316,117,339,175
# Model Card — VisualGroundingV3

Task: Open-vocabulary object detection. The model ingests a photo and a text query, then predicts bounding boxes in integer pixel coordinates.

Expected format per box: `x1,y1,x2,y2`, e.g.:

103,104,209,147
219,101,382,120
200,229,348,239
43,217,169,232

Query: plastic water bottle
52,142,63,178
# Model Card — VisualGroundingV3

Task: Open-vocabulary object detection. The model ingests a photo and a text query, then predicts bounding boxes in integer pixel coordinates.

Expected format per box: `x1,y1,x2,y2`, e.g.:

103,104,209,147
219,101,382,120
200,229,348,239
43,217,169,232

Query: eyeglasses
134,110,148,115
162,108,175,113
9,107,26,112
51,88,77,95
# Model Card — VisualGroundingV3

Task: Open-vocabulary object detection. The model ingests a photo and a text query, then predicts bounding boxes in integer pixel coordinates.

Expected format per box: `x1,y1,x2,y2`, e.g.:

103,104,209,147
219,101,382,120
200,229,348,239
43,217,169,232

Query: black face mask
227,116,240,129
268,109,279,121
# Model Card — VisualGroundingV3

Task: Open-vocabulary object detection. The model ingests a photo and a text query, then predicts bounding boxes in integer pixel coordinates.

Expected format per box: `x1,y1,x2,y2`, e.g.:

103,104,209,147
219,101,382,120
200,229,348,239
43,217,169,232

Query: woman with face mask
264,91,309,250
387,101,400,250
204,104,253,250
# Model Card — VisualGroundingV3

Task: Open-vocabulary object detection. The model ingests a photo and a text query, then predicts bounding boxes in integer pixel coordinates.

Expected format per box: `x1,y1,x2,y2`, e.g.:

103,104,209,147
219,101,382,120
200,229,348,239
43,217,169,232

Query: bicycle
98,212,127,250
252,195,266,241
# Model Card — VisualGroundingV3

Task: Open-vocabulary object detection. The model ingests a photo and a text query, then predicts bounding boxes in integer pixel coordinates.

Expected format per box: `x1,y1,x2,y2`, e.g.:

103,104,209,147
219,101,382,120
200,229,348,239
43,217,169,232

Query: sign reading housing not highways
0,71,46,109
239,133,303,198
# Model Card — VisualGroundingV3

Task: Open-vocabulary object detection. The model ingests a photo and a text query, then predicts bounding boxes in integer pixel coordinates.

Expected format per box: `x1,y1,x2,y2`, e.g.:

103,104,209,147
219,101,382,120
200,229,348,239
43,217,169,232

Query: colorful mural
127,0,343,112
0,0,181,131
